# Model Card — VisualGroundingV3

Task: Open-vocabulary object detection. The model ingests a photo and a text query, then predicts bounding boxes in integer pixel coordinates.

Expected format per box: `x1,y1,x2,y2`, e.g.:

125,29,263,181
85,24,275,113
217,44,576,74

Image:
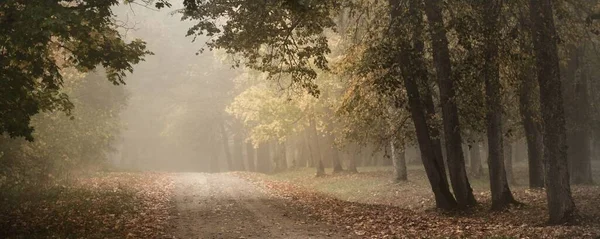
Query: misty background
111,4,237,172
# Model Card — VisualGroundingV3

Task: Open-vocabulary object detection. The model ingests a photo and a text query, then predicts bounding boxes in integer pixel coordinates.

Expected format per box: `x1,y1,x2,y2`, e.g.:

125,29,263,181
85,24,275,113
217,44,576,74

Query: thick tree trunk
246,142,256,172
389,0,457,210
391,140,408,182
469,142,484,178
219,121,233,171
424,0,476,208
529,0,576,224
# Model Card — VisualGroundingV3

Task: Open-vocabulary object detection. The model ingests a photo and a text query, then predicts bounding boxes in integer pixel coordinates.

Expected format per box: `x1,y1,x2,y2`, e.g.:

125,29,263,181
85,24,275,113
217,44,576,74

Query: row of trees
171,0,600,224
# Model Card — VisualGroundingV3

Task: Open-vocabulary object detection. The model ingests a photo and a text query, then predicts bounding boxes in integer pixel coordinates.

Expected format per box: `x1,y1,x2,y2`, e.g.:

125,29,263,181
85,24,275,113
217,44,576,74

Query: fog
111,4,237,172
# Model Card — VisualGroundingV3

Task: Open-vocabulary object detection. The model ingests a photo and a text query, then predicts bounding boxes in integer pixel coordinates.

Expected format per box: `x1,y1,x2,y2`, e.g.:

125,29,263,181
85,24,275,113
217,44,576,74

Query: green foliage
180,0,340,95
0,71,128,187
0,0,150,140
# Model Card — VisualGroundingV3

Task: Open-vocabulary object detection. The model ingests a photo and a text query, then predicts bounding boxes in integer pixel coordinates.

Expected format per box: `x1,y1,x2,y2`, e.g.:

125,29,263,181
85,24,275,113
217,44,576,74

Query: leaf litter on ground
233,171,600,239
0,172,174,238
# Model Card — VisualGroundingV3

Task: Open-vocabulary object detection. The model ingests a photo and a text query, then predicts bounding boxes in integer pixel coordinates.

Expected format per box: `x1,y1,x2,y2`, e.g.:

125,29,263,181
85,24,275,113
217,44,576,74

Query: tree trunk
219,121,233,171
529,0,576,224
309,117,325,177
565,47,594,185
347,145,359,173
424,0,476,208
246,141,256,172
391,140,408,182
518,57,545,188
463,144,471,166
329,135,344,173
482,0,517,210
504,138,514,185
279,141,288,171
469,142,484,178
389,0,457,210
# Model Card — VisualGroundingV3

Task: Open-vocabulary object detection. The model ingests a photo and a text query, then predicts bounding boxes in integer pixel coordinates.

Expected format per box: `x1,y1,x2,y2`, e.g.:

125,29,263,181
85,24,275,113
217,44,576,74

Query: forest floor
237,161,600,238
1,162,599,238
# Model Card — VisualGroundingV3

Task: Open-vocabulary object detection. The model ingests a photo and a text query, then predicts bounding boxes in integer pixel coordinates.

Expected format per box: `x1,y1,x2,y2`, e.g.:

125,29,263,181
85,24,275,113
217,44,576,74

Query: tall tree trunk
219,121,233,171
518,57,545,188
391,139,408,182
469,142,484,178
481,0,517,210
529,0,576,224
246,141,256,172
424,0,476,208
389,0,457,210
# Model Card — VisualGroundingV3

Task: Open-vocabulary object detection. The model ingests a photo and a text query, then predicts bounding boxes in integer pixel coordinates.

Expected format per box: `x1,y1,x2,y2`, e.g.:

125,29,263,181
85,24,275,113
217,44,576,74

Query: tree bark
389,0,457,210
529,0,576,224
424,0,476,208
391,139,408,182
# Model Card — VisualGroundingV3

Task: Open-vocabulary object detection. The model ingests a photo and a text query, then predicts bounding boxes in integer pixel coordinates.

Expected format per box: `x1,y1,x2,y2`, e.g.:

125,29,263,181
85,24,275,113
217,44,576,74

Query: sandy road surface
169,173,355,239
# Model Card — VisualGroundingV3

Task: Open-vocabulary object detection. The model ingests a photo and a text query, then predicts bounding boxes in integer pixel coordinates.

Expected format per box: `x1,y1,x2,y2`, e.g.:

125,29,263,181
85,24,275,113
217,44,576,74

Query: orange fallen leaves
0,172,174,238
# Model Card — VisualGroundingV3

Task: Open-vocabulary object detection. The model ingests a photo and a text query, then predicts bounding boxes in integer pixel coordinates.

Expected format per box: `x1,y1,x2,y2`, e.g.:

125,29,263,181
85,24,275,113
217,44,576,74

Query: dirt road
169,173,354,239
